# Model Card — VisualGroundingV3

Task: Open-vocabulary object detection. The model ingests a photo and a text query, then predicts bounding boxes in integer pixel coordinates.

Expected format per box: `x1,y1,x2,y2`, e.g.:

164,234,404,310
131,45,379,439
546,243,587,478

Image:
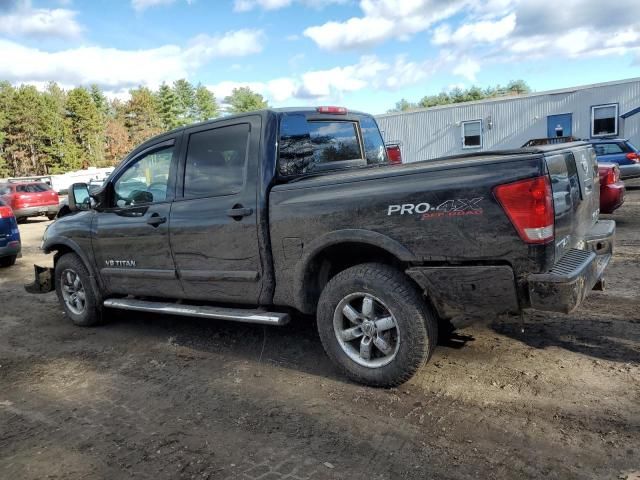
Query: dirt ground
1,186,639,480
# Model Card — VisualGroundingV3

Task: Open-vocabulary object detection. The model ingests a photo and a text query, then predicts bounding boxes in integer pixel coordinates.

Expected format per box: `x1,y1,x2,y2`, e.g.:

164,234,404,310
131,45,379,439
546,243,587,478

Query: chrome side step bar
103,298,290,325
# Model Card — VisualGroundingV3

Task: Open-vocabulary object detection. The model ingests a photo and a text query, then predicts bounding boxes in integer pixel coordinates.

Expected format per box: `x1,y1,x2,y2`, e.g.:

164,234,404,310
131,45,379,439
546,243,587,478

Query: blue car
0,198,21,267
590,138,640,180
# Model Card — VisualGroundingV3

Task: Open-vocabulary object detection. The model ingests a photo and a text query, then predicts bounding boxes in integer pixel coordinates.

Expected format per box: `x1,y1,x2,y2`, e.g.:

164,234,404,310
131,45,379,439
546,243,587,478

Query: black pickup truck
26,107,614,387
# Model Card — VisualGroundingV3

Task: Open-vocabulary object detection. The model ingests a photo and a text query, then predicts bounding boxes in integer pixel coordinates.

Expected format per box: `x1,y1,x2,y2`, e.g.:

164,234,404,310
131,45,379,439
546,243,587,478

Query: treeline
0,81,268,178
389,80,531,113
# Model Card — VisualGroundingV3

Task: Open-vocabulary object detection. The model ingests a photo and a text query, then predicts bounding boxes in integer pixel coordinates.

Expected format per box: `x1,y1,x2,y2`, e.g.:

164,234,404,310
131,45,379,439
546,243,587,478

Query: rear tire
55,253,103,326
47,213,57,221
16,217,27,224
317,263,437,388
0,255,17,267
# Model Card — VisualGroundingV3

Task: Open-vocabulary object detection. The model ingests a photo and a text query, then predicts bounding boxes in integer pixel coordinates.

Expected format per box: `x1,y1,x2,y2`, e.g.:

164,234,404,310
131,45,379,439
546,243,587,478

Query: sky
1,0,640,114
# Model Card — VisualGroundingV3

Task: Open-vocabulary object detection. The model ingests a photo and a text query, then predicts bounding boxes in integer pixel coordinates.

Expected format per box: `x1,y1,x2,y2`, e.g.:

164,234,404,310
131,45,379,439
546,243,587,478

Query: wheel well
51,245,74,266
300,242,404,314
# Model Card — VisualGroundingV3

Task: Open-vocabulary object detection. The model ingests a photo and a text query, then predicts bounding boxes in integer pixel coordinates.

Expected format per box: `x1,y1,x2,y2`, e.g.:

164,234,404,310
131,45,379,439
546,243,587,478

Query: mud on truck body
26,107,614,387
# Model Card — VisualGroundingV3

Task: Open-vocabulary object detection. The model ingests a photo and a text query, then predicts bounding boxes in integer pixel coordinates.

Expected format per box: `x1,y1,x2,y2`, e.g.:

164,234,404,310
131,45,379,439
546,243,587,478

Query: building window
462,120,482,149
591,104,618,137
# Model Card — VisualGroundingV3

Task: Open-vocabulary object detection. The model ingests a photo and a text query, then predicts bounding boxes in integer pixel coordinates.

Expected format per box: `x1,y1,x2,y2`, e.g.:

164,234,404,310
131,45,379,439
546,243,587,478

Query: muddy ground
1,186,639,480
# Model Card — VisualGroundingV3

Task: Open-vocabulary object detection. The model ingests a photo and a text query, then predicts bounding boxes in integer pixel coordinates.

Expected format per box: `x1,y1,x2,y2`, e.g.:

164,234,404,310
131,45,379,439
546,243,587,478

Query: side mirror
68,183,92,211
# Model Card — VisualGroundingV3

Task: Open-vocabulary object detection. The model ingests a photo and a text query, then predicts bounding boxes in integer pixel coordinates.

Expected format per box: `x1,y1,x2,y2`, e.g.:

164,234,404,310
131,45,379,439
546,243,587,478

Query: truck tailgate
546,144,600,260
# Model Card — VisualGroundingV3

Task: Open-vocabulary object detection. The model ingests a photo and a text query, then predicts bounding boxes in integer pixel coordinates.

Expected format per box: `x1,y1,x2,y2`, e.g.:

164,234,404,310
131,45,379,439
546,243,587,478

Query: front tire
317,263,437,388
55,253,103,326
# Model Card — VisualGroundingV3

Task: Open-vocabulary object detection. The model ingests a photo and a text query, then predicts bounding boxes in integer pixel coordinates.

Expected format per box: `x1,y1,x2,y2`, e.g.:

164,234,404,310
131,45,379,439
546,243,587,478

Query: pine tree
157,82,180,130
0,82,13,177
4,85,50,176
173,79,196,126
125,87,163,146
224,87,268,114
41,82,69,173
194,84,219,122
90,84,109,116
66,87,104,168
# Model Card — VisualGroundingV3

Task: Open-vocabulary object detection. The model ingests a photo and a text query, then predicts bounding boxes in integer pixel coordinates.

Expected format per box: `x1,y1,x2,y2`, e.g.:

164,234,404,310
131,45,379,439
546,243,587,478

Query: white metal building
376,77,640,163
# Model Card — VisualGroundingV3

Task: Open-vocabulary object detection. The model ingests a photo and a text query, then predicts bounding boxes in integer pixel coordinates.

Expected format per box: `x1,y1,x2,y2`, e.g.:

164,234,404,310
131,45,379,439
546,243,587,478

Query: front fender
43,236,104,297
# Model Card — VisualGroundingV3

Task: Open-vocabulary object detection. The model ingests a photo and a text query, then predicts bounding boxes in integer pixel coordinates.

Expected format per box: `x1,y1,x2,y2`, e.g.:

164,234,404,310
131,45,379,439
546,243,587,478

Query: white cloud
267,78,297,102
426,0,640,81
0,30,265,93
184,30,265,61
208,78,297,103
131,0,192,11
436,0,640,60
209,54,441,105
433,13,516,46
304,0,468,50
234,0,346,12
234,0,290,11
208,80,268,100
304,16,395,51
0,1,82,39
452,58,480,82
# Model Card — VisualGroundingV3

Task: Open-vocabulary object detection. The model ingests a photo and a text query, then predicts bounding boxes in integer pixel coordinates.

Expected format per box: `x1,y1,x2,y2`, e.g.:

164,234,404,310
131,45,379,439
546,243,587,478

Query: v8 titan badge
387,197,484,220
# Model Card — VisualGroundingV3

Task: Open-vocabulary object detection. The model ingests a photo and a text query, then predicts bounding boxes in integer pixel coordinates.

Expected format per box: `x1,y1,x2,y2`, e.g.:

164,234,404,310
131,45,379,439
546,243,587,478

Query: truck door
92,138,183,298
170,116,263,303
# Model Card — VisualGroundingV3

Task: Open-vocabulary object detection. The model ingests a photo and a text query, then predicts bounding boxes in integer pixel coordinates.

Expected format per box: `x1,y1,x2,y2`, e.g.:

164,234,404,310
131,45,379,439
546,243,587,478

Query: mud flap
24,265,55,294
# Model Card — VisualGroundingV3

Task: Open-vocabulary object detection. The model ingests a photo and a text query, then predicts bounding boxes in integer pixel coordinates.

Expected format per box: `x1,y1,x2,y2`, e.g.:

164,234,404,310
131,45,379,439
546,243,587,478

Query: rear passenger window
279,115,365,176
184,123,249,198
594,143,624,155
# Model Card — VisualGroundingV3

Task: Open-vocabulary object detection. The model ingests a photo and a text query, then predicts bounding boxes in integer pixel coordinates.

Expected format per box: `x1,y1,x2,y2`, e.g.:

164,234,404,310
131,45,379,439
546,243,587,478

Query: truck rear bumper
406,220,615,320
528,220,615,313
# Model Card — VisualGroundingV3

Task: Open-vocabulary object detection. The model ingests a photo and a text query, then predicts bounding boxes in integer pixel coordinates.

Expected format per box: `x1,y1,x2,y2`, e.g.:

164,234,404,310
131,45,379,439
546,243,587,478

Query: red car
598,164,625,214
0,182,59,222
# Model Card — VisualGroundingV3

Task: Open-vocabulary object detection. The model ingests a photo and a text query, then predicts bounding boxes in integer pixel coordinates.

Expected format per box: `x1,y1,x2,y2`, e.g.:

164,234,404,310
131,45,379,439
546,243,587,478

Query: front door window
114,146,173,207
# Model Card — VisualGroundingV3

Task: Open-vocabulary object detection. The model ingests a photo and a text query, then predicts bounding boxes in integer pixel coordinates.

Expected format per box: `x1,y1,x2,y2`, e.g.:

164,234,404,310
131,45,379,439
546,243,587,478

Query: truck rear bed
269,142,613,319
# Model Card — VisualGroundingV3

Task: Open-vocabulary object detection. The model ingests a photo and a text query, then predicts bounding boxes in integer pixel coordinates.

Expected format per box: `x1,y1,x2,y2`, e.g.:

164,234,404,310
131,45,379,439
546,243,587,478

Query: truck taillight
386,145,402,165
626,152,640,163
0,206,14,219
316,106,347,114
493,176,554,244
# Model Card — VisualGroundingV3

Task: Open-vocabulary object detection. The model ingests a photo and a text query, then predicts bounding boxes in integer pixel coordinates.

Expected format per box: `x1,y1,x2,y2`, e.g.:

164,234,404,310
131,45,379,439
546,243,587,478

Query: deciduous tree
224,87,268,114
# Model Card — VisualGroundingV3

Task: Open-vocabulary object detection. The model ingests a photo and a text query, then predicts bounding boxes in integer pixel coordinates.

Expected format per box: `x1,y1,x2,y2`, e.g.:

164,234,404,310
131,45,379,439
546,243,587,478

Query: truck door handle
226,205,253,220
147,213,167,227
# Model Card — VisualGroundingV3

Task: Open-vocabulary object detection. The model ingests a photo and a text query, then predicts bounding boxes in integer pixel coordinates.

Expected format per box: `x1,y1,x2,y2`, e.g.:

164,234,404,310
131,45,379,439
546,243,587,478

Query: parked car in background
590,139,640,180
598,163,625,214
0,181,60,222
0,198,21,267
